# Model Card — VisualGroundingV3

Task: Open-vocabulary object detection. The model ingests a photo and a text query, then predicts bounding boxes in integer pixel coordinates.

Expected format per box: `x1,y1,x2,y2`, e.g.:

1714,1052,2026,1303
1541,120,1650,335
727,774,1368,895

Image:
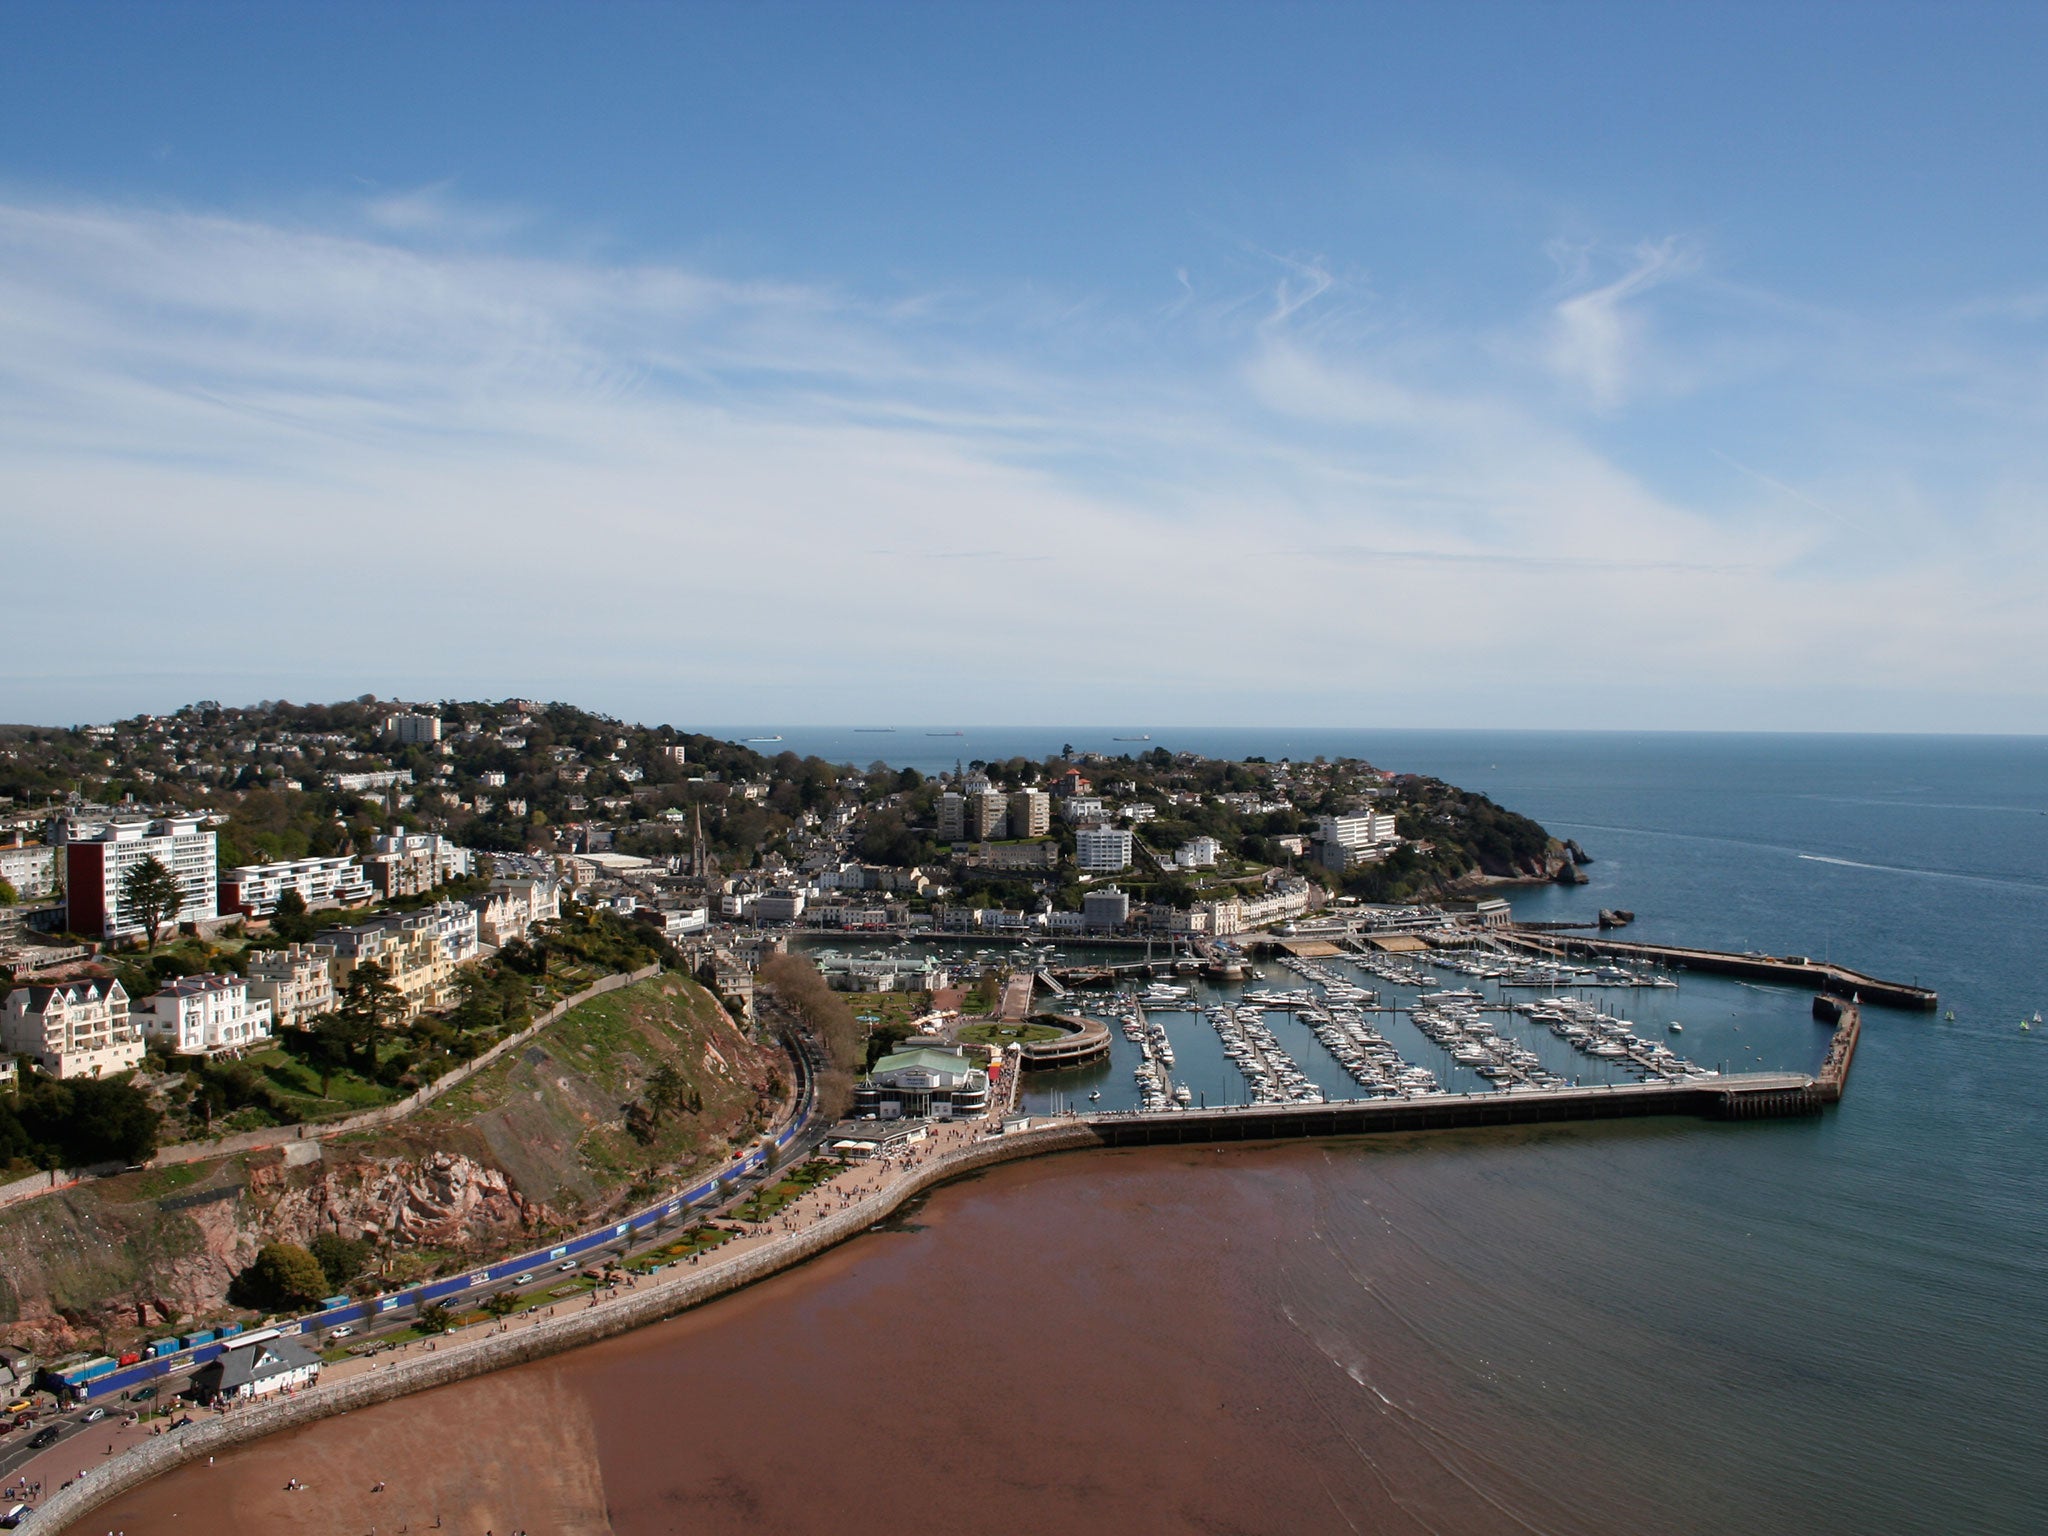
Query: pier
1498,932,1938,1011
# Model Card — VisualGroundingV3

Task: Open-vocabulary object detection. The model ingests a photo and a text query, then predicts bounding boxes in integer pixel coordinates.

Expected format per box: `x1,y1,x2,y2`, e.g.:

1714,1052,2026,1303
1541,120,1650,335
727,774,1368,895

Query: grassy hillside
382,973,781,1219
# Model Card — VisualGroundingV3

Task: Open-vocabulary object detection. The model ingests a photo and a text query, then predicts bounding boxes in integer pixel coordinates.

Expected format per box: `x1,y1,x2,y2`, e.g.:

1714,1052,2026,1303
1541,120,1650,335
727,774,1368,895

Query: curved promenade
38,1118,1102,1534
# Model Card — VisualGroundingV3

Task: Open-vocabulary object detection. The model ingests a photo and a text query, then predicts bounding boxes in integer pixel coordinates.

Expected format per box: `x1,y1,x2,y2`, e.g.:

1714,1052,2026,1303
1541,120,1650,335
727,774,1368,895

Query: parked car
2,1400,30,1416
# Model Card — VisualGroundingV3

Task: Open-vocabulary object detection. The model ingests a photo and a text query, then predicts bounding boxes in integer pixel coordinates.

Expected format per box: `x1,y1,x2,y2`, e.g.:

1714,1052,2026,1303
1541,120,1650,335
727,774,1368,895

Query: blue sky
3,2,2045,731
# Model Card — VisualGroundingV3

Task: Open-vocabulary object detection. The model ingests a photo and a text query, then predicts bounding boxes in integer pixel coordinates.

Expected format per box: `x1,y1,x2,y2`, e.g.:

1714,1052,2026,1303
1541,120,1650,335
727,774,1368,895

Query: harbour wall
1082,1073,1831,1146
1499,933,1937,1011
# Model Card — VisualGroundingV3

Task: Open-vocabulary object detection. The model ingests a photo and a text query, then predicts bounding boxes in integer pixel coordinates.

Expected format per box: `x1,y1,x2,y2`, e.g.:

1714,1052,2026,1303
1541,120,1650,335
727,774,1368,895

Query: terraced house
316,900,480,1020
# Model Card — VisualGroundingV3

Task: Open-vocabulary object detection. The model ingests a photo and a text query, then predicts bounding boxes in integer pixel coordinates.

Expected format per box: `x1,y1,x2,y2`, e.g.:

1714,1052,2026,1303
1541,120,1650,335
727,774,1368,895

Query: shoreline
38,1116,1101,1534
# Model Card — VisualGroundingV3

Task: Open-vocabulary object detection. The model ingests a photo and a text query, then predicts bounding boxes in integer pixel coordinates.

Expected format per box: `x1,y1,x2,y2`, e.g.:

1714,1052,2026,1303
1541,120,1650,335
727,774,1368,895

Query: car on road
556,1260,576,1271
29,1425,60,1448
81,1407,107,1423
130,1386,158,1402
328,1325,354,1339
512,1272,533,1285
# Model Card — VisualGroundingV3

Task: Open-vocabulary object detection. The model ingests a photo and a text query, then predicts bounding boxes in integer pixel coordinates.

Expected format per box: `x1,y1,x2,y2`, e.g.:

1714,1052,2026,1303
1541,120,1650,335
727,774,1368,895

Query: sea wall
39,1119,1104,1533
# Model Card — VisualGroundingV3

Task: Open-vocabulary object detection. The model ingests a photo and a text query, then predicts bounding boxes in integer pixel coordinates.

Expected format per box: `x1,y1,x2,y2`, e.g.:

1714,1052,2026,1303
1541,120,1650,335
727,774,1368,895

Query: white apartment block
219,854,375,918
1177,836,1223,868
0,835,58,901
1061,797,1106,824
1075,826,1135,872
2,978,144,1078
381,712,443,744
330,769,414,794
245,943,336,1031
135,973,273,1057
62,814,218,941
1316,812,1400,871
1008,789,1051,838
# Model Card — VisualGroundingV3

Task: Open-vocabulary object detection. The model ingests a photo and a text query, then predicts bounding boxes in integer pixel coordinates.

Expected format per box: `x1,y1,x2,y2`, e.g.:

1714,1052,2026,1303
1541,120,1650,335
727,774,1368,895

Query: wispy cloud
1545,237,1697,408
0,192,2041,730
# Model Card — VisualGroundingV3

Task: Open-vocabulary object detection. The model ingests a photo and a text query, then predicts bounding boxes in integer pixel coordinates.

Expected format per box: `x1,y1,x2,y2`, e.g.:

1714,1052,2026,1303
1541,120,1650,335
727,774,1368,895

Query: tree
310,1231,373,1292
0,876,16,907
334,960,404,1071
480,1290,520,1319
414,1302,453,1335
270,887,316,943
120,855,185,950
232,1241,330,1310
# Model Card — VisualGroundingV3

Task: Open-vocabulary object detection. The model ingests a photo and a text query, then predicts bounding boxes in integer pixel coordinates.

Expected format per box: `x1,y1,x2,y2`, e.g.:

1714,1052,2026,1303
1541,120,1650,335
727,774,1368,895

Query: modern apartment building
380,712,443,744
360,826,472,898
218,854,375,918
1008,788,1051,838
1,978,143,1078
968,790,1008,841
1315,812,1400,871
1075,825,1134,872
62,814,218,941
0,834,58,902
936,792,965,842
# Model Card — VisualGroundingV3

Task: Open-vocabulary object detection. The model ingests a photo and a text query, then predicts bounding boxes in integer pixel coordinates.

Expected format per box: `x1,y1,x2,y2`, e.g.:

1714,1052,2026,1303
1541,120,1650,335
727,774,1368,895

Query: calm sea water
735,728,2048,1528
86,733,2048,1535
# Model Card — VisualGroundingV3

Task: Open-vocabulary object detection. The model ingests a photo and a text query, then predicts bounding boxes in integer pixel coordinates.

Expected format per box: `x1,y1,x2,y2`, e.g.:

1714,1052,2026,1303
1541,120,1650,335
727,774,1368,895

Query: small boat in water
1669,1021,1684,1032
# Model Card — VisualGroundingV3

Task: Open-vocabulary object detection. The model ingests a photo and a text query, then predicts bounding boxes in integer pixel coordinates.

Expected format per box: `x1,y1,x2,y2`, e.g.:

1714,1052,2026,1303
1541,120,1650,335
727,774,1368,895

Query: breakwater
1500,932,1938,1010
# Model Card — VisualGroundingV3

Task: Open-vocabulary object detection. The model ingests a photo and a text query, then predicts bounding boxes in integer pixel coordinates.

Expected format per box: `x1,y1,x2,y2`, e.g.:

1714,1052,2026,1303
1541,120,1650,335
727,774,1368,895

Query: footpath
0,964,663,1215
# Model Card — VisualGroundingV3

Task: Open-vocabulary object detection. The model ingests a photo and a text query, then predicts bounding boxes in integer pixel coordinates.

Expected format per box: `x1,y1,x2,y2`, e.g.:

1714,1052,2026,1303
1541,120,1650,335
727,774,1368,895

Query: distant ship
746,734,783,742
853,728,896,733
926,730,964,737
1113,734,1151,742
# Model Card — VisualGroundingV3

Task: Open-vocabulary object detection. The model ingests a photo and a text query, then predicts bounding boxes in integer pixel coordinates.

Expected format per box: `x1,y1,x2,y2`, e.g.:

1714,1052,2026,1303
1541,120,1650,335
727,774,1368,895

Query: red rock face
260,1151,558,1250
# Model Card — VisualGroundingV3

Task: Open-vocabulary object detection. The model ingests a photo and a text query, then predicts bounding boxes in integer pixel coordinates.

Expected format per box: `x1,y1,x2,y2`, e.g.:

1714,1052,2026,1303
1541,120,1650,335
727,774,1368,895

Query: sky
3,1,2046,733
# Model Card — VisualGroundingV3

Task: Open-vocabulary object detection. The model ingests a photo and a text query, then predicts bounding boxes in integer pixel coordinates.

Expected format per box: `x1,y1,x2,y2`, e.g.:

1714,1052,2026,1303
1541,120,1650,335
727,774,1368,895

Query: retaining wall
37,1119,1104,1534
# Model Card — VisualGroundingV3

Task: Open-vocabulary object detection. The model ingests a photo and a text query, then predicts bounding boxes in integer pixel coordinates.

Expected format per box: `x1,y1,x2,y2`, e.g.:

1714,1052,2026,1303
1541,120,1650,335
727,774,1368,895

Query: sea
80,731,2048,1536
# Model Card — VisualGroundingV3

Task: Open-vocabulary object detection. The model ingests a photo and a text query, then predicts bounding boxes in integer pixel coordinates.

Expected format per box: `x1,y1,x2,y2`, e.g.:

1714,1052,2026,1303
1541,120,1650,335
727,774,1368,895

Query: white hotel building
1,978,144,1078
134,973,274,1057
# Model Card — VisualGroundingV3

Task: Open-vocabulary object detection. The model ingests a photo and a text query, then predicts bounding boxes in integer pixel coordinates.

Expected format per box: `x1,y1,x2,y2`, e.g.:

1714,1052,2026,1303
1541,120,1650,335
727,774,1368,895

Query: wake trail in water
1795,853,2048,893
